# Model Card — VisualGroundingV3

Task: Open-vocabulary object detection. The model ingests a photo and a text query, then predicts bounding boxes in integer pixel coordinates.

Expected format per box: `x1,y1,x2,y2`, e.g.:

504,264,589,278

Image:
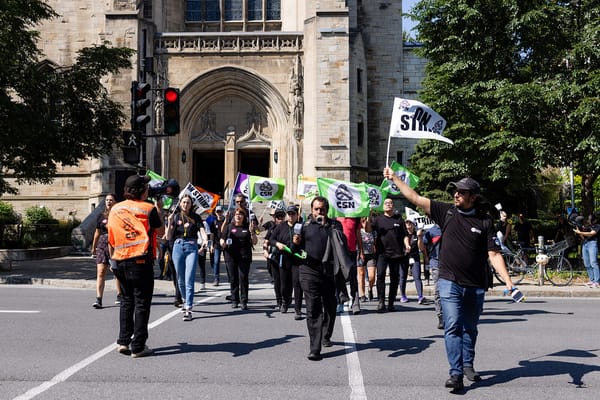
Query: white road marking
12,294,222,400
0,310,40,313
340,313,368,400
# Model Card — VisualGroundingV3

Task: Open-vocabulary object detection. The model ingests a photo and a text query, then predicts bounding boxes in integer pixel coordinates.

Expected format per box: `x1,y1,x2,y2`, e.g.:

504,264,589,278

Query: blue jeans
582,240,600,283
172,239,199,309
212,247,222,283
438,278,485,377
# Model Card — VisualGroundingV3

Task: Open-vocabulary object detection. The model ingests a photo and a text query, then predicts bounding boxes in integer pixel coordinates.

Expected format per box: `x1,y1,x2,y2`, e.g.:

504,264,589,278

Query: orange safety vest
107,200,155,261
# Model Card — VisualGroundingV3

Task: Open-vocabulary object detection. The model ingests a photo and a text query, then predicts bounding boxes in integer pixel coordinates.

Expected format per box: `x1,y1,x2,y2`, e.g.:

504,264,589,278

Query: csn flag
389,98,452,144
248,175,286,202
365,184,387,212
316,178,370,218
381,161,420,194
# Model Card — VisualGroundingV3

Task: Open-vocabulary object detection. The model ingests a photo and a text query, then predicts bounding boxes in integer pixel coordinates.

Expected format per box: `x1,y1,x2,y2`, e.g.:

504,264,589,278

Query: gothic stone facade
5,0,425,221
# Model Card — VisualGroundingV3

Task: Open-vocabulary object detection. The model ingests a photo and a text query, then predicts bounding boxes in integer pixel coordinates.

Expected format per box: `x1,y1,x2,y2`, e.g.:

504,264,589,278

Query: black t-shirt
371,214,408,259
297,218,342,266
429,201,499,288
270,222,299,266
96,213,109,235
222,224,253,261
172,212,203,240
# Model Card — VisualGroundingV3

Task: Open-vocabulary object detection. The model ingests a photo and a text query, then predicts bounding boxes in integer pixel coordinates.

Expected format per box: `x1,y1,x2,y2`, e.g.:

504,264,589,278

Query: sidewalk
1,255,600,298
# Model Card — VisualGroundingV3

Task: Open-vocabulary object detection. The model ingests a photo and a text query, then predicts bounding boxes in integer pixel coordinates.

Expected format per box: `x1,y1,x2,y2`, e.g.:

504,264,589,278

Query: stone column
224,130,237,201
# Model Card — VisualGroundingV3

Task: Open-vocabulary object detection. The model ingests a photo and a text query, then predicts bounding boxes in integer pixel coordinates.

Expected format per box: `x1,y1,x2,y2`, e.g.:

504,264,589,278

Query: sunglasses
455,190,470,196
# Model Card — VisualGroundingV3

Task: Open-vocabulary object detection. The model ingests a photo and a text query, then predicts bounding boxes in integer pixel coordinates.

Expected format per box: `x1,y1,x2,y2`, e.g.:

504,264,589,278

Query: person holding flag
383,166,517,390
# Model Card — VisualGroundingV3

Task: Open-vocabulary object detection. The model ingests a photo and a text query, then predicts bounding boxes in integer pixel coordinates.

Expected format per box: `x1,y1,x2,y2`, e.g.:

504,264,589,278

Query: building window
248,0,262,20
358,121,364,147
187,1,280,23
225,0,243,20
396,151,404,165
186,0,221,22
143,0,152,19
357,68,363,93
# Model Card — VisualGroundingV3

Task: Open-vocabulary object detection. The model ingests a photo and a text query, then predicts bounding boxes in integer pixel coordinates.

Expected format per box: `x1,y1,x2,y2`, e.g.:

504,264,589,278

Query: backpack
107,200,153,261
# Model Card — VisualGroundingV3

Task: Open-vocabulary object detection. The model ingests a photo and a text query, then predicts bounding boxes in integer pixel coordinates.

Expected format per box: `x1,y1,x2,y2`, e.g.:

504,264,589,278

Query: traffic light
131,81,151,131
163,87,180,135
121,130,141,165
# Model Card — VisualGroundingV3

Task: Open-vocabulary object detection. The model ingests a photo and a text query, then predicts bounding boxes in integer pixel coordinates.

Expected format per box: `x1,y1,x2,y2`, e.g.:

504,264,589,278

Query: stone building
5,0,425,222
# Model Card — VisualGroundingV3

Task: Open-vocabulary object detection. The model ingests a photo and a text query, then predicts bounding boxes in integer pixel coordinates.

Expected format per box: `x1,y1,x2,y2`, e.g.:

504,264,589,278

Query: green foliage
23,206,57,226
0,0,134,195
0,201,19,224
408,0,600,216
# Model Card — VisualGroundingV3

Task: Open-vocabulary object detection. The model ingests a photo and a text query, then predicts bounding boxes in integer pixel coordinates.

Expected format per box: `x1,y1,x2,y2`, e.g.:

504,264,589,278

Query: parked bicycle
494,240,573,286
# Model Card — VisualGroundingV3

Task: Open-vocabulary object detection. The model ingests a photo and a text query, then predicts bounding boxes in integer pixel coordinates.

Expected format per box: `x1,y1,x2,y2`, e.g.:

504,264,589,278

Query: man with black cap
107,174,164,358
383,167,516,390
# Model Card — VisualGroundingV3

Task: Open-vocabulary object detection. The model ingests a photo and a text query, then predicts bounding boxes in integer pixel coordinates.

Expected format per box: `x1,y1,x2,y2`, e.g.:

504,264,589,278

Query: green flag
248,175,286,202
316,178,370,218
366,184,387,212
381,161,420,194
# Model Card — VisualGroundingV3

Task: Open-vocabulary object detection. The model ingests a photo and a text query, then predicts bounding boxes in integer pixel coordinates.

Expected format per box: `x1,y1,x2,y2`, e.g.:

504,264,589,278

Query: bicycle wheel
544,255,573,286
495,252,525,285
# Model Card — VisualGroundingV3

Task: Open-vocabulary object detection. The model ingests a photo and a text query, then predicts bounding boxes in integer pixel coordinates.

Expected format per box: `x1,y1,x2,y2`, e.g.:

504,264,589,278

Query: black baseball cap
448,177,480,194
286,205,298,214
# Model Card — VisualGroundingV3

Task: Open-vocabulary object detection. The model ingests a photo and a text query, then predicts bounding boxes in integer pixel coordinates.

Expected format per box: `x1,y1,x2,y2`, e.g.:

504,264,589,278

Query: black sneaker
376,300,386,313
92,298,102,309
294,311,303,320
307,352,322,361
322,338,333,348
173,298,183,308
115,295,122,305
437,315,444,330
463,366,481,382
445,375,464,390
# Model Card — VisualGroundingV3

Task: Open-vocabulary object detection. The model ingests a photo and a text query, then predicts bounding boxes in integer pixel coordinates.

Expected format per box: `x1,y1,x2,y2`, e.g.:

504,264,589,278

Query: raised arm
383,167,431,215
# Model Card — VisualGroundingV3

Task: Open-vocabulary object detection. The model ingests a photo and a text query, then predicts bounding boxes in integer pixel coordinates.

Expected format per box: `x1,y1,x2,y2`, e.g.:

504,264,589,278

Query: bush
0,201,19,224
23,206,58,226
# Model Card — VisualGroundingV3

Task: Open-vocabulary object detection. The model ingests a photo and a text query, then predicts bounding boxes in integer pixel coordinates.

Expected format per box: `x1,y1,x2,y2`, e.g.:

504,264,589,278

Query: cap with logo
448,177,480,194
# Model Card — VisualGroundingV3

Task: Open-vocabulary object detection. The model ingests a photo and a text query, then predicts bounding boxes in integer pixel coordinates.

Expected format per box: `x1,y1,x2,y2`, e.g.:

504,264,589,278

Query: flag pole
385,133,392,167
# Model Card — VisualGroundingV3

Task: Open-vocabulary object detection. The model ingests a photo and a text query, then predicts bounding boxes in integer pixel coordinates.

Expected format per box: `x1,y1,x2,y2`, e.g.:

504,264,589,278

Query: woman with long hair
221,207,258,310
166,195,207,321
91,193,121,308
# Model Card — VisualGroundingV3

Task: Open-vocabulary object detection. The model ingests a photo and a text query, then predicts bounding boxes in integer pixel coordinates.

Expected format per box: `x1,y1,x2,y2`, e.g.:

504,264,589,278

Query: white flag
389,98,453,144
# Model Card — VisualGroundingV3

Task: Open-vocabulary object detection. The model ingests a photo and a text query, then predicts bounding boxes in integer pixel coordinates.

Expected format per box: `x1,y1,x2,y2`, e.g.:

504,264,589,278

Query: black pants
300,265,337,354
271,257,293,306
227,258,251,304
376,254,401,305
292,265,303,313
113,260,154,353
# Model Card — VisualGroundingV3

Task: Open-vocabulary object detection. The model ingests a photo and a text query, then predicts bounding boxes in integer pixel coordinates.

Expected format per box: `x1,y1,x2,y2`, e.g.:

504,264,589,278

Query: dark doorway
239,149,269,177
114,170,136,201
193,150,225,196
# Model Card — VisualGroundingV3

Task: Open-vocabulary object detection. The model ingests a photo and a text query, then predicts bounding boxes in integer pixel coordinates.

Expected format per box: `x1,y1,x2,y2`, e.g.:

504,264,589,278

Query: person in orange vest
108,175,164,359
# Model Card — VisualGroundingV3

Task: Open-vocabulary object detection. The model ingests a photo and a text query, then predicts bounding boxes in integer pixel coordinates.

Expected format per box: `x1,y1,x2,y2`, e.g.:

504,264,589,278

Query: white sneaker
131,346,153,358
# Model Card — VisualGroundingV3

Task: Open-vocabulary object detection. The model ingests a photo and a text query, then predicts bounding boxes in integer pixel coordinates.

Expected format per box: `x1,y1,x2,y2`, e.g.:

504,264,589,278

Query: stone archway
172,66,291,197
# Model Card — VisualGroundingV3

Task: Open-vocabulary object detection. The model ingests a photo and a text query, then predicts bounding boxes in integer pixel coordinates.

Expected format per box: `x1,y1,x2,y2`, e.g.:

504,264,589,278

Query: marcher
371,198,410,312
402,219,425,304
574,214,600,288
494,211,512,252
266,209,290,311
383,168,516,390
292,196,340,360
166,194,208,321
107,175,164,358
196,217,211,290
270,205,303,318
357,216,376,302
91,193,122,308
420,223,443,329
210,206,226,286
335,217,362,315
221,207,258,310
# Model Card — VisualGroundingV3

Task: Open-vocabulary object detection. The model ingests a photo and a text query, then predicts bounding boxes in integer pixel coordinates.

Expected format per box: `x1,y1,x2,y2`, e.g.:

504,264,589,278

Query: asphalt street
1,258,599,400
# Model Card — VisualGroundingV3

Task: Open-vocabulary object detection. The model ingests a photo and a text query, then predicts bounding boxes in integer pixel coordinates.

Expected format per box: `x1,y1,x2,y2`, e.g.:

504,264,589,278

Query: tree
0,0,134,195
407,0,600,216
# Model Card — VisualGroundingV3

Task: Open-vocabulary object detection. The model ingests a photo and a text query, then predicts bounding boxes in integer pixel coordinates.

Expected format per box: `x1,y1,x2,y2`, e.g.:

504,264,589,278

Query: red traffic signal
164,87,180,135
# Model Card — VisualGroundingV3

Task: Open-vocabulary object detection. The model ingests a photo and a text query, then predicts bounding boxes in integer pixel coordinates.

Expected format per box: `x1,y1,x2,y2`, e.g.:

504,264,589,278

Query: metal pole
570,162,575,209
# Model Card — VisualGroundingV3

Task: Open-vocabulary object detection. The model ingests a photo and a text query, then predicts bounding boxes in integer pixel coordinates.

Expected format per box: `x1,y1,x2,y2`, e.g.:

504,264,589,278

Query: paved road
1,260,599,400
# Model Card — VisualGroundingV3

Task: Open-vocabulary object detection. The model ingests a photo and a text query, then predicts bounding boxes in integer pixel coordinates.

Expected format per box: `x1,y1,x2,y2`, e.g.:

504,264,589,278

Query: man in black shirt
292,196,341,361
383,167,515,391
